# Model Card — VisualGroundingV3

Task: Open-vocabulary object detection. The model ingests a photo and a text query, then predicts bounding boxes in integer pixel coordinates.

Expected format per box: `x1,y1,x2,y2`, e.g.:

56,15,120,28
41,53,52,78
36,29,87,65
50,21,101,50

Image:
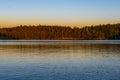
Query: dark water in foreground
0,40,120,80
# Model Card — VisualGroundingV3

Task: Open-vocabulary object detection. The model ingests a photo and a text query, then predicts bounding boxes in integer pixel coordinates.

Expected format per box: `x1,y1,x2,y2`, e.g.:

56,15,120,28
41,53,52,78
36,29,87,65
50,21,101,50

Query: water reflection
0,42,120,80
0,43,120,62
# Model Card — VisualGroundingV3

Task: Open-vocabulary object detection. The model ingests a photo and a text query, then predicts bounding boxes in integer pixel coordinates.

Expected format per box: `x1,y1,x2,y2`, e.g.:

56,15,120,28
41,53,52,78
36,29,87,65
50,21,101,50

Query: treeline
0,23,120,40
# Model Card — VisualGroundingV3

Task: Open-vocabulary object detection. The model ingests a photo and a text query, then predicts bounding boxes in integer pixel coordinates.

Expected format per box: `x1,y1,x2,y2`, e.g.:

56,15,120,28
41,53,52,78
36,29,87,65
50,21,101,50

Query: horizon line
0,23,120,28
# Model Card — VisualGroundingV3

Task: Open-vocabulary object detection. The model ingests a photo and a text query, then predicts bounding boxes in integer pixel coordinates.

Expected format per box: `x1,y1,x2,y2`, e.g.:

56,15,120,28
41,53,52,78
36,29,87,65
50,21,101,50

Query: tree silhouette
0,23,120,40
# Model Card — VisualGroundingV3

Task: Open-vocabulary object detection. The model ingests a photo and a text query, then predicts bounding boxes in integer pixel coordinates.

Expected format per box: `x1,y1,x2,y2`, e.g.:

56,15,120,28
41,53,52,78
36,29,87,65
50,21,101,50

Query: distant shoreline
0,40,120,44
0,23,120,40
0,40,120,41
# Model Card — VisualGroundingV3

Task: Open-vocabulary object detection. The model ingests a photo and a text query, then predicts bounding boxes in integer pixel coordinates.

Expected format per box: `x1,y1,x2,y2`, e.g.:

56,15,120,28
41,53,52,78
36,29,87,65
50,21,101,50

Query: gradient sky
0,0,120,27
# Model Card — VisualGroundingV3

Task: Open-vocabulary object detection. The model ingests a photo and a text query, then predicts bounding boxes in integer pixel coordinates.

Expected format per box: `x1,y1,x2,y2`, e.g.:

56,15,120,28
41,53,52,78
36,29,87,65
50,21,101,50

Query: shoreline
0,40,120,45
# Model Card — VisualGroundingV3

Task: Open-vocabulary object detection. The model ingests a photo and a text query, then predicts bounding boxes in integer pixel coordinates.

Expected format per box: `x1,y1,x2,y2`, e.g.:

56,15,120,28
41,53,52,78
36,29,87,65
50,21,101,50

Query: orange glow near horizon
0,18,120,28
0,0,120,28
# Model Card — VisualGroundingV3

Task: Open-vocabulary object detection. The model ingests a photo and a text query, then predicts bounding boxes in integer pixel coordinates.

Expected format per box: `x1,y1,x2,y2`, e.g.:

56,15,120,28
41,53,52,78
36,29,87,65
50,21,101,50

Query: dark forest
0,23,120,40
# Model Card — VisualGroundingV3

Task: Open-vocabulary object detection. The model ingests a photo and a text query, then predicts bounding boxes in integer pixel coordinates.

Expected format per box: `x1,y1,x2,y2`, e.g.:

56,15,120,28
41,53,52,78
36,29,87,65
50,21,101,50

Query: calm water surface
0,40,120,80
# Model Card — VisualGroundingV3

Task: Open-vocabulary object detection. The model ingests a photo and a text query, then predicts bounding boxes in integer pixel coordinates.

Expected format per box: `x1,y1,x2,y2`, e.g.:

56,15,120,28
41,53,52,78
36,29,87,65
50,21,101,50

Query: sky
0,0,120,27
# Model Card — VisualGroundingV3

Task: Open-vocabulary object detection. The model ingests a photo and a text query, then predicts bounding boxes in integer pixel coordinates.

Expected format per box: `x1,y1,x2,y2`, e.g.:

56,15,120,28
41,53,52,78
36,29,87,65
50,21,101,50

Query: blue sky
0,0,120,27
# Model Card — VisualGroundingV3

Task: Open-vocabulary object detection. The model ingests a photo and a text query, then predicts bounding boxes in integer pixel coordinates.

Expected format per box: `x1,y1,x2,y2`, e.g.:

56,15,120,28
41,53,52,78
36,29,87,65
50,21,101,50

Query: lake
0,40,120,80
